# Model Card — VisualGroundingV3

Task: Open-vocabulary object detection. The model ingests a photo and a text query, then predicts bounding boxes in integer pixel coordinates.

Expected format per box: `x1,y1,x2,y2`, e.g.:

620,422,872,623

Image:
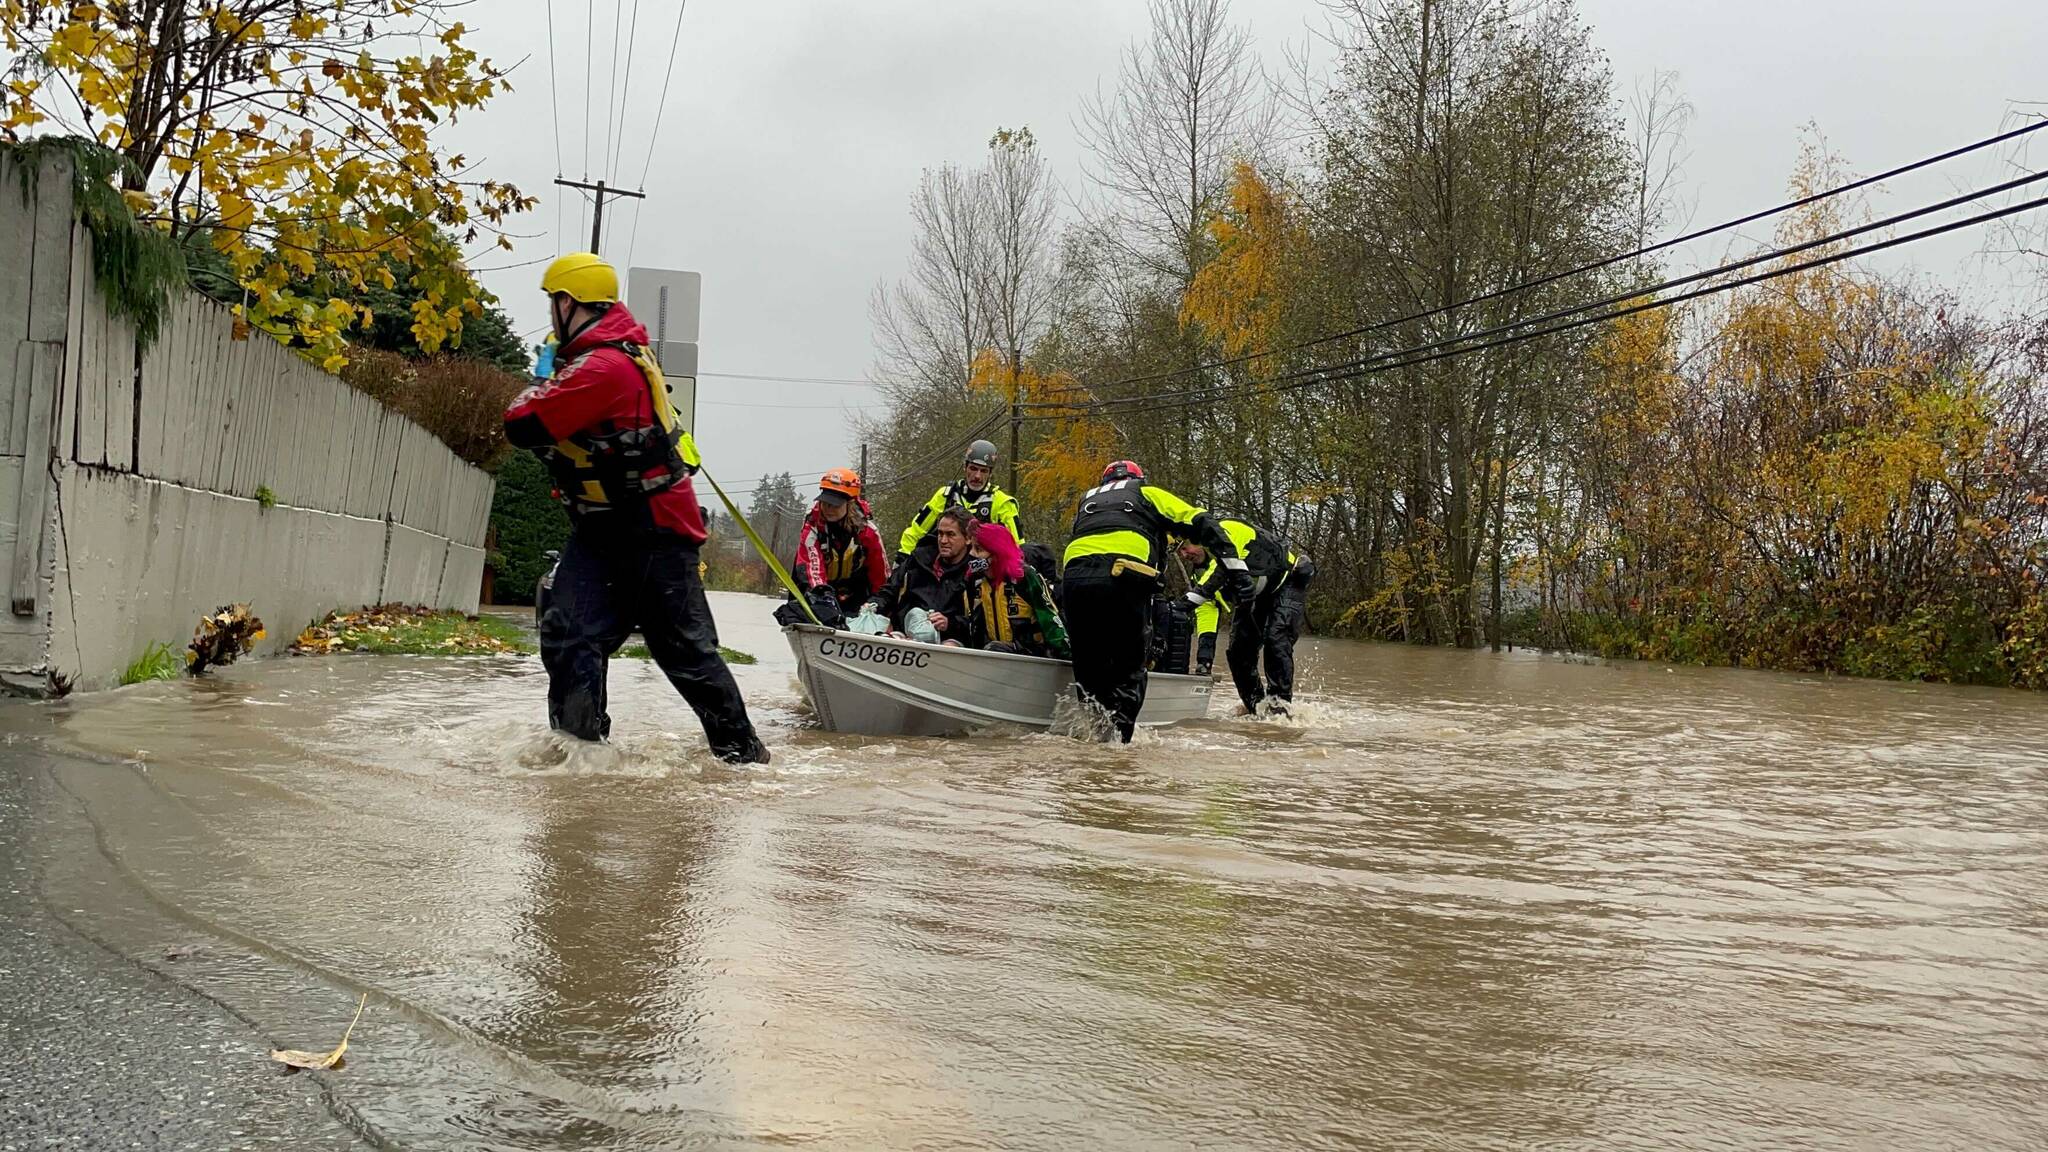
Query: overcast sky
452,0,2046,501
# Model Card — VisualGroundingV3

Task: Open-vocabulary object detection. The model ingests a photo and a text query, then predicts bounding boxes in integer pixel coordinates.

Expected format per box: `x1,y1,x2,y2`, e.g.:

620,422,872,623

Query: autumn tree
1075,0,1272,289
1,0,534,367
864,127,1063,532
1309,0,1636,645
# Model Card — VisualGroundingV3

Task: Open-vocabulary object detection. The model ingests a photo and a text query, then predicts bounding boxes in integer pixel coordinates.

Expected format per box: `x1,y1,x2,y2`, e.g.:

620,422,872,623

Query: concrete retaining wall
0,149,496,692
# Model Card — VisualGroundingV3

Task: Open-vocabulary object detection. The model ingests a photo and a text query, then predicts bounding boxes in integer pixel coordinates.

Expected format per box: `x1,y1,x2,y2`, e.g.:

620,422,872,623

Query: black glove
1226,568,1256,605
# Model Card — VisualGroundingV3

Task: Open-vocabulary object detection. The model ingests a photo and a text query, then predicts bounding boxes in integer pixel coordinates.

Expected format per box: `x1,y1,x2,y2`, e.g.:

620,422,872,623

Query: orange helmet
819,467,862,500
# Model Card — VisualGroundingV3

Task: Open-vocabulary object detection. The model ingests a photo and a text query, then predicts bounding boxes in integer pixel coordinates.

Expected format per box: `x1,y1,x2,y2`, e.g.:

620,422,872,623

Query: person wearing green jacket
963,521,1069,659
1180,517,1314,716
1060,460,1247,742
896,439,1022,561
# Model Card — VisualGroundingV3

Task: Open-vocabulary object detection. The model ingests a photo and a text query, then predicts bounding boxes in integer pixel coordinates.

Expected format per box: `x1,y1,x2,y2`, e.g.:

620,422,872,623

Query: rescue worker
505,252,769,764
779,467,888,628
1180,518,1315,716
864,508,976,642
1060,461,1249,742
964,521,1069,659
896,439,1022,561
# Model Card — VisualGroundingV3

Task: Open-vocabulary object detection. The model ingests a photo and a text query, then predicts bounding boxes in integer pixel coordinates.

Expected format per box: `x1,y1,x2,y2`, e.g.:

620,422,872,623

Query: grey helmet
965,439,999,469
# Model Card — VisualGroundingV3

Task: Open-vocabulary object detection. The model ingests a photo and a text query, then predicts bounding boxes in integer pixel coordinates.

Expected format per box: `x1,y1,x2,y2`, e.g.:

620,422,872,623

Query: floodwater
10,591,2048,1150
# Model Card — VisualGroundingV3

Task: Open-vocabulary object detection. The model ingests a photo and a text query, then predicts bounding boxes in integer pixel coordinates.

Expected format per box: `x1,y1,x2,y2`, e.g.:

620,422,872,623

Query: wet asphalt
0,763,368,1150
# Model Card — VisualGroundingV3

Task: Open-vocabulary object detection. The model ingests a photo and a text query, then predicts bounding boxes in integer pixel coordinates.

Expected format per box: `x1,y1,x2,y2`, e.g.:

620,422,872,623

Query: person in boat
1059,460,1249,742
963,521,1070,659
777,467,888,629
504,252,768,764
862,508,976,644
1179,518,1315,717
894,439,1022,563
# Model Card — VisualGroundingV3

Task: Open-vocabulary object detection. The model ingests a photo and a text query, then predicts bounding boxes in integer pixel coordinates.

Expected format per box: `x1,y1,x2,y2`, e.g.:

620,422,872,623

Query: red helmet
1101,459,1145,483
819,467,862,500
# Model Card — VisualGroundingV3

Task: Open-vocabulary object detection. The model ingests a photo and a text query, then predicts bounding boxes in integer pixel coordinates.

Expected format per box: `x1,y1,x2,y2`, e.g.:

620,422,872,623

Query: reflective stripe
1063,529,1153,565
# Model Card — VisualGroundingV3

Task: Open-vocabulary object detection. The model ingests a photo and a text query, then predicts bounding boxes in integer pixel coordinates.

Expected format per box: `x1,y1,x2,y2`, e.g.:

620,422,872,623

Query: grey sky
457,0,2046,501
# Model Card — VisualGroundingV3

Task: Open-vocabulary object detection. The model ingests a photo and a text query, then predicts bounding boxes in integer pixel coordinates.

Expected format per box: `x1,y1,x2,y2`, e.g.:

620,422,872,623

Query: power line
603,0,624,190
627,0,689,266
1033,164,2048,418
545,0,564,255
1038,189,2048,424
581,1,593,180
1067,116,2048,401
611,0,644,180
869,408,1007,493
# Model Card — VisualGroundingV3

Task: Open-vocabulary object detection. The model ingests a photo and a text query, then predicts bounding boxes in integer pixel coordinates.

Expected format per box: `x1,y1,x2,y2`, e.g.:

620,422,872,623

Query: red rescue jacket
792,499,888,607
504,304,708,541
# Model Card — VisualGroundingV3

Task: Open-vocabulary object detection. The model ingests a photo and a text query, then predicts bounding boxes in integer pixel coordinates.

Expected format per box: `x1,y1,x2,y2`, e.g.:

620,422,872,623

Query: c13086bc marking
819,637,932,669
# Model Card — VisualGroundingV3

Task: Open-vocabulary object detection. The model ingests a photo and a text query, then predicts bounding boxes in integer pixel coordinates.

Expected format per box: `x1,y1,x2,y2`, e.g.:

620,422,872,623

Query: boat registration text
818,637,934,669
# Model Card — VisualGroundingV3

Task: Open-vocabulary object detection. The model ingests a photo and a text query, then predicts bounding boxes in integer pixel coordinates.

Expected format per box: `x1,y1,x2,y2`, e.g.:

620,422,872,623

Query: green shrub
487,451,570,605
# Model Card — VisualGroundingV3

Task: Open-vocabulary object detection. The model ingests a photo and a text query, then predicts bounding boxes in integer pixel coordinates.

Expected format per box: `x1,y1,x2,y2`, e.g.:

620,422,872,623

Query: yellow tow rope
696,467,823,626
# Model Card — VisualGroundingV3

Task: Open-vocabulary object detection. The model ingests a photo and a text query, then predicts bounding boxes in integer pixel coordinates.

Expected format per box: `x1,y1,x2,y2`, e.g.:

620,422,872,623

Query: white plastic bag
902,608,941,645
847,606,890,636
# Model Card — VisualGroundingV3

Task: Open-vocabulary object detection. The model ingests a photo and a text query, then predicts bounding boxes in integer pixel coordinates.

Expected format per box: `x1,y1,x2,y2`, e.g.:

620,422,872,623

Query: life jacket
1067,478,1167,566
815,522,874,602
545,339,702,513
946,480,998,522
974,578,1046,651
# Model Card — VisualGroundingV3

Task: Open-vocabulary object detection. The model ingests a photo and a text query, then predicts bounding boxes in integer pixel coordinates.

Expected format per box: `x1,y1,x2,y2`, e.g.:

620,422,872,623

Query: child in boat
963,521,1070,659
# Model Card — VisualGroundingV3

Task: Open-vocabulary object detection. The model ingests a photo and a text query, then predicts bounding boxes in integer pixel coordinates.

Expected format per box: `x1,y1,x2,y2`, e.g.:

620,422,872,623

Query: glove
1184,590,1208,609
1226,570,1256,605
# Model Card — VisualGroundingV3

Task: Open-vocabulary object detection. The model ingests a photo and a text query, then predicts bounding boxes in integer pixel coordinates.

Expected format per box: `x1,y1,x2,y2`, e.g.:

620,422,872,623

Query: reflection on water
14,592,2048,1149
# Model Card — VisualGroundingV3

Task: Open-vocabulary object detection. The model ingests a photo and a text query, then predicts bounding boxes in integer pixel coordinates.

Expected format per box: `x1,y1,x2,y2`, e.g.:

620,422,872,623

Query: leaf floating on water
188,603,265,674
271,993,366,1072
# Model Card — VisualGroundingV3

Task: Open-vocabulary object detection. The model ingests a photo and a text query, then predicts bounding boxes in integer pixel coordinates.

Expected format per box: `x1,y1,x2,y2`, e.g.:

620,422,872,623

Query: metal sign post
626,268,702,435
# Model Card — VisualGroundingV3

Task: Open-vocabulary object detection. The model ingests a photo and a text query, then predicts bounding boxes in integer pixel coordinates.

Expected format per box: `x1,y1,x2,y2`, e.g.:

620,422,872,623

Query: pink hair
974,522,1025,583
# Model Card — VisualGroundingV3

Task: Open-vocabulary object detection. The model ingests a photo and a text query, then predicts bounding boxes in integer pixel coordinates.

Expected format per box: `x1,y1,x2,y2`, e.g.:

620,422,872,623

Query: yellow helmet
540,252,619,304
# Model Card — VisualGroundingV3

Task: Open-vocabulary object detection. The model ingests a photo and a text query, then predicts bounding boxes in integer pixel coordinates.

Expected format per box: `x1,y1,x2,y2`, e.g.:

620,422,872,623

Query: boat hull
784,625,1212,737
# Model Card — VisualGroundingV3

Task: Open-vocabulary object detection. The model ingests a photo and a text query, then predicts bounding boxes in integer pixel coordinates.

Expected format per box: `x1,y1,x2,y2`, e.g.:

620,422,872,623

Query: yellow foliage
965,347,1121,514
1180,161,1300,357
1,0,534,368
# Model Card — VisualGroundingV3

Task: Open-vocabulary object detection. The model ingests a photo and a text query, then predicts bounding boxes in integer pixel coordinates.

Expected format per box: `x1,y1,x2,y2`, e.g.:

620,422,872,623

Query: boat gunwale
781,623,1212,686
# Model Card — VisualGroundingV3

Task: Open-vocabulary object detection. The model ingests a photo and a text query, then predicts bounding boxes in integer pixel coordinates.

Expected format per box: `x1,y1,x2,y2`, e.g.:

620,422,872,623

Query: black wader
1060,558,1155,742
540,515,765,762
1225,570,1311,712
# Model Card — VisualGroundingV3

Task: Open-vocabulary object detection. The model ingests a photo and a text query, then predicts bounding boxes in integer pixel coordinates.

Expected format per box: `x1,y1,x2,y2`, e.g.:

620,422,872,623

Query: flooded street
9,591,2048,1150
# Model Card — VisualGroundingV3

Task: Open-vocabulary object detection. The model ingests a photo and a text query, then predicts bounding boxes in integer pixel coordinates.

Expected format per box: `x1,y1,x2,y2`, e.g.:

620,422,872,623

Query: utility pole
553,177,646,254
859,442,869,487
1008,345,1022,495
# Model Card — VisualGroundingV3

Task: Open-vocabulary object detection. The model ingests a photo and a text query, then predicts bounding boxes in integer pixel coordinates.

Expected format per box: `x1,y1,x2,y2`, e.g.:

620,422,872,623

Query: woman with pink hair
964,521,1069,658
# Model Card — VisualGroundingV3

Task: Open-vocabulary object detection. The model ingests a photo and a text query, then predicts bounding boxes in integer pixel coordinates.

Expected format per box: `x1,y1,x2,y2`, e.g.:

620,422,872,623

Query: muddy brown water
9,591,2047,1149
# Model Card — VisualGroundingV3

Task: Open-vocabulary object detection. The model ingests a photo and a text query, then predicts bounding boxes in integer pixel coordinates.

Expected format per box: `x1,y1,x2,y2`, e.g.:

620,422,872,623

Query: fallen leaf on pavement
271,993,366,1071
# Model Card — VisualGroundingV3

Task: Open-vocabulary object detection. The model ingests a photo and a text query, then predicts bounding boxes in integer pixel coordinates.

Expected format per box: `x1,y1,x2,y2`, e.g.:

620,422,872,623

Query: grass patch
292,605,536,656
253,484,278,509
618,642,755,665
119,640,182,685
